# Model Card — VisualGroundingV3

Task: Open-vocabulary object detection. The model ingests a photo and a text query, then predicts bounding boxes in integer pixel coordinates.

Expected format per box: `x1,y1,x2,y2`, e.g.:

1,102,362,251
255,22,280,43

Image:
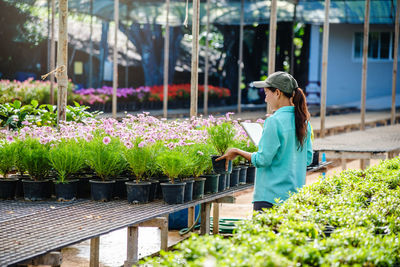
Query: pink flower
6,136,14,143
103,136,111,145
138,141,145,148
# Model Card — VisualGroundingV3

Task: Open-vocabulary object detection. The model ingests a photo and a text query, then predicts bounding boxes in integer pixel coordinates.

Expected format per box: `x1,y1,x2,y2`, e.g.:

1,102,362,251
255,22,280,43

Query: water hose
179,215,242,235
179,211,201,235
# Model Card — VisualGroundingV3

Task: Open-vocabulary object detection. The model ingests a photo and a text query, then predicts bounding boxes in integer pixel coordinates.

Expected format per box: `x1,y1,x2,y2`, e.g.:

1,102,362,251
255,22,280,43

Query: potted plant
0,141,18,199
20,138,52,200
49,139,85,201
145,141,166,201
207,122,235,174
123,138,152,204
85,135,125,201
156,149,187,204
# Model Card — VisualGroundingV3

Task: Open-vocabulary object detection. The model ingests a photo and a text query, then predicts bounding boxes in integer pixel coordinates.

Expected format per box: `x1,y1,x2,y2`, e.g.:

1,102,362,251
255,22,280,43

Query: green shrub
49,139,86,183
207,122,235,155
123,138,152,183
156,149,188,184
20,138,51,181
0,142,15,178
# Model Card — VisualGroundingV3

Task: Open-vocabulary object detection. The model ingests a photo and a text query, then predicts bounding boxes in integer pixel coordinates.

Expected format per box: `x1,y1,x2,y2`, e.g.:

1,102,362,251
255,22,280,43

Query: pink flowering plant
156,149,188,184
49,139,86,184
0,142,16,178
85,135,126,181
207,122,236,155
185,143,216,177
123,137,152,183
20,137,52,181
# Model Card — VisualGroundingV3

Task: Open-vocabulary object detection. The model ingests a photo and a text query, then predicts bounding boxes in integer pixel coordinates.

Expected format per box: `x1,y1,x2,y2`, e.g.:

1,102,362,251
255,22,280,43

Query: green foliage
10,139,27,175
123,138,152,183
145,141,165,178
0,100,101,130
142,157,400,265
85,136,126,181
0,142,15,178
20,138,51,181
156,149,187,184
207,122,236,155
186,143,216,177
49,139,86,184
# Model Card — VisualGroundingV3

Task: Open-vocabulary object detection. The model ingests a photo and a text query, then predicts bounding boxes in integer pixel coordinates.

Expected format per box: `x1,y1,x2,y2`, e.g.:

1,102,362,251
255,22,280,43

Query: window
354,31,398,60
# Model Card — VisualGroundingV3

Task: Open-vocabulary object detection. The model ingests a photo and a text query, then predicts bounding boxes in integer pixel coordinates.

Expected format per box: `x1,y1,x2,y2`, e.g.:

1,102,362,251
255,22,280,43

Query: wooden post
391,0,400,125
190,0,200,118
112,0,119,119
124,226,138,267
203,0,210,116
237,0,244,113
56,0,68,124
200,202,211,235
267,0,277,114
320,0,330,138
360,159,370,170
50,0,55,105
163,0,170,118
160,215,168,251
212,202,219,235
125,4,130,88
341,155,347,170
360,0,370,131
89,0,93,88
290,0,298,75
89,237,100,267
188,206,195,227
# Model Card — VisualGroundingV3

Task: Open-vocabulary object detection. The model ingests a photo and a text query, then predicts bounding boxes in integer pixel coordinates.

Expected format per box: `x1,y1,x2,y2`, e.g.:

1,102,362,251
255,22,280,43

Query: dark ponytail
292,88,310,149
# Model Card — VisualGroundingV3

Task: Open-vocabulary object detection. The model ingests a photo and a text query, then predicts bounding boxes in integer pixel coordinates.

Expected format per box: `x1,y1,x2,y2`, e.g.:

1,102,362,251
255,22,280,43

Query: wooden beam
56,0,68,124
163,0,170,118
321,151,387,160
213,196,236,203
200,202,211,235
190,0,200,117
112,0,119,119
267,0,277,114
392,0,400,125
212,203,219,235
360,0,370,130
124,226,138,267
49,0,55,105
188,206,195,227
19,251,62,266
320,0,330,138
89,237,100,267
203,0,210,115
237,0,244,114
88,0,94,89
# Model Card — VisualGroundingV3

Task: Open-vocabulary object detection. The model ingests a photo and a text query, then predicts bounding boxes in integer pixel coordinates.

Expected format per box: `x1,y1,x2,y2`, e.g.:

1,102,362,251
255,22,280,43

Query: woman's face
264,88,279,109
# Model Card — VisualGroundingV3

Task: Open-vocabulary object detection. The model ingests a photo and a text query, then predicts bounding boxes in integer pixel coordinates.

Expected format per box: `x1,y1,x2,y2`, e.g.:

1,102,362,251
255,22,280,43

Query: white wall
326,24,400,107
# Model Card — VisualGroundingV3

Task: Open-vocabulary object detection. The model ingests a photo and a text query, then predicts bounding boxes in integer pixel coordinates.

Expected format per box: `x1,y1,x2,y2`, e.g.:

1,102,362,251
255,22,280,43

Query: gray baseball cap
251,71,298,94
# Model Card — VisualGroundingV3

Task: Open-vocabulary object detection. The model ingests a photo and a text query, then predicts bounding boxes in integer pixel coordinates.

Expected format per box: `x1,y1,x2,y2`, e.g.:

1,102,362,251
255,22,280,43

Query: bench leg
200,202,211,235
341,157,347,170
188,206,195,228
90,237,100,267
160,215,168,251
124,226,139,267
360,159,370,170
213,203,220,235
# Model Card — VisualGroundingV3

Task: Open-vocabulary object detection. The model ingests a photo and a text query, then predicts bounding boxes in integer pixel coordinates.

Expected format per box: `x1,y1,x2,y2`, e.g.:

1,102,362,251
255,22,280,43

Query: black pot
202,174,220,194
218,173,227,192
148,179,159,202
193,178,206,200
114,178,129,199
310,151,319,167
54,179,79,201
229,167,241,187
77,175,92,199
156,176,170,199
211,155,232,174
160,182,186,204
225,172,231,189
246,166,256,184
126,181,151,204
89,180,115,202
22,179,50,201
238,165,248,184
0,178,18,199
10,174,29,198
183,179,194,202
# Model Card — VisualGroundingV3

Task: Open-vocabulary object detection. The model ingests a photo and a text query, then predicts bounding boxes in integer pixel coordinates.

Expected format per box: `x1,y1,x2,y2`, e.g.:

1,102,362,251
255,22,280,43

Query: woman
217,71,313,211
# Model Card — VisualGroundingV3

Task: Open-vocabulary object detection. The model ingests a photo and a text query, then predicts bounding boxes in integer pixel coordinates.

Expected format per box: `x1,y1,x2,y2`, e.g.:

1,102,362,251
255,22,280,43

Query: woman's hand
216,148,239,171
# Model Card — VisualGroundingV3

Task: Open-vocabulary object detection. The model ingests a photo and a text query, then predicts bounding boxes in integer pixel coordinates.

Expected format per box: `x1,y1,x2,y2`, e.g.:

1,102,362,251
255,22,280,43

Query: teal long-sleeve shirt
251,106,313,204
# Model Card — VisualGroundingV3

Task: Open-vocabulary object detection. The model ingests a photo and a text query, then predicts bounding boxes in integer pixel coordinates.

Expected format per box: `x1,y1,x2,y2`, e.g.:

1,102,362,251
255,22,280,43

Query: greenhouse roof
19,0,398,26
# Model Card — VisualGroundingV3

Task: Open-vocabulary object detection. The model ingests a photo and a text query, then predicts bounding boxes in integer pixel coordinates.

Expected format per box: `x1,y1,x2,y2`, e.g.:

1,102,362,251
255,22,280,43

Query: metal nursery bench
313,124,400,170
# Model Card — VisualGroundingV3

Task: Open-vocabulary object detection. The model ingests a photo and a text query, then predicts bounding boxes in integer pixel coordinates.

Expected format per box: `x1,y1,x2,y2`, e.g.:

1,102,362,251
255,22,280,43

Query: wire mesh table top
312,124,400,153
0,184,253,266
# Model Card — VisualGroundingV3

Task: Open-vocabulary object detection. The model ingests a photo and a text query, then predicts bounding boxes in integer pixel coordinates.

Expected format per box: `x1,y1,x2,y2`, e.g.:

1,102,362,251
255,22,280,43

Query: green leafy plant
20,138,51,181
49,139,86,183
145,141,164,178
186,143,216,177
207,122,236,155
0,142,15,178
156,149,187,184
85,135,126,181
123,138,152,183
10,139,27,175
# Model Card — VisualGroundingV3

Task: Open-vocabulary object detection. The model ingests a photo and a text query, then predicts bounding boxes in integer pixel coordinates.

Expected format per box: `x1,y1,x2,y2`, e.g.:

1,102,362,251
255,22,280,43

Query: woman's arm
216,148,252,171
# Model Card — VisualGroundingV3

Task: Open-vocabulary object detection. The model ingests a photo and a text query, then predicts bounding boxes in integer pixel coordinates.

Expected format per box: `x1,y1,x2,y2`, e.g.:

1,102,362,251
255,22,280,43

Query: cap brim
252,81,269,88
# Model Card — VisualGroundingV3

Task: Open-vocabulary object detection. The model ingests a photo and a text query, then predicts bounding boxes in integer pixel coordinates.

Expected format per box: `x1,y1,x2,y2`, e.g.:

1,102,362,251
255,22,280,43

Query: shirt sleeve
306,122,313,166
251,117,281,168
